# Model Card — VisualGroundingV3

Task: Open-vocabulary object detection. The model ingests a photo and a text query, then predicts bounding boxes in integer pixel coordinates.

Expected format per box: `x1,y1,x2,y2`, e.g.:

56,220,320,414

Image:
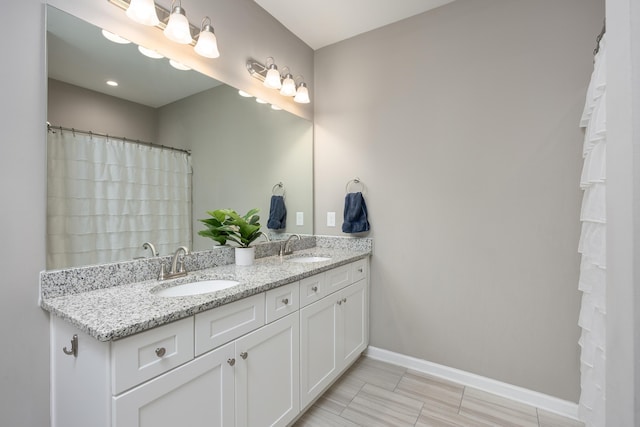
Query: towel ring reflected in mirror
272,182,285,197
345,177,365,194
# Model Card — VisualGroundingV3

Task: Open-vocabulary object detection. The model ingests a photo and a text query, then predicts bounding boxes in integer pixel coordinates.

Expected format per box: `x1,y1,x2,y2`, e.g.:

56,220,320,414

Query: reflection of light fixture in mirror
126,0,160,26
169,59,191,70
138,45,164,58
164,0,192,44
194,17,219,58
271,104,282,110
263,57,282,89
255,98,268,104
106,80,119,87
238,90,253,98
294,78,310,104
101,29,131,44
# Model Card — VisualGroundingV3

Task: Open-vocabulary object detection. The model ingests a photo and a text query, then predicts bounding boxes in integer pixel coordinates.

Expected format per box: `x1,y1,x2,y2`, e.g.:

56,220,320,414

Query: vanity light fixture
101,29,131,44
255,98,268,104
246,58,311,104
194,17,220,58
238,90,253,98
169,59,191,70
164,0,193,44
126,0,160,26
271,104,282,110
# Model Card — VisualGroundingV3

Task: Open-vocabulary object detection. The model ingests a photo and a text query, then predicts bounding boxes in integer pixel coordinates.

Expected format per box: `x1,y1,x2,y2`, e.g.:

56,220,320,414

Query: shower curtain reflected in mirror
47,129,192,269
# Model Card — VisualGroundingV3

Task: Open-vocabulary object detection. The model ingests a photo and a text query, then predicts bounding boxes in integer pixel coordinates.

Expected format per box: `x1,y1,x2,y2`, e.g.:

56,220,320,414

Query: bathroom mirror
46,6,313,269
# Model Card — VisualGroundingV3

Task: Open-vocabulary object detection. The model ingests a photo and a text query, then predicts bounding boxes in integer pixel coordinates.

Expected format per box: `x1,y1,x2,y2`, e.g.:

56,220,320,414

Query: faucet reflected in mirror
45,6,313,270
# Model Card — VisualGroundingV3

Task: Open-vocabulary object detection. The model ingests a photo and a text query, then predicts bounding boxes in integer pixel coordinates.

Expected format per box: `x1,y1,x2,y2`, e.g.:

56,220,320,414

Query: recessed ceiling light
238,90,253,98
255,98,267,104
106,80,119,87
138,45,164,59
101,29,131,44
169,59,191,71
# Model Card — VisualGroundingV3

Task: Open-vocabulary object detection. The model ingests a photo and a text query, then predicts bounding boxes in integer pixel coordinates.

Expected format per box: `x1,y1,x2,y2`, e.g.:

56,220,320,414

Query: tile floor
293,357,584,427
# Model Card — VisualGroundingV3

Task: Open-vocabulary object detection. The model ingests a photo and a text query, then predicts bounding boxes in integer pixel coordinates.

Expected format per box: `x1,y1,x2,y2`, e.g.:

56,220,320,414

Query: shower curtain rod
46,123,191,155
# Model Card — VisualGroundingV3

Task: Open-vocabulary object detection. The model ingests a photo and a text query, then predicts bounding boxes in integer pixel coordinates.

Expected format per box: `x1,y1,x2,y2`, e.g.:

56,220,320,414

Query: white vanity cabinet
299,258,369,409
50,257,368,427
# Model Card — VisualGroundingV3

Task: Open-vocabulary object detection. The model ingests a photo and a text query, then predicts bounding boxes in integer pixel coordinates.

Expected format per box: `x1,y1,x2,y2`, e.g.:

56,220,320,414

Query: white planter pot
235,247,255,266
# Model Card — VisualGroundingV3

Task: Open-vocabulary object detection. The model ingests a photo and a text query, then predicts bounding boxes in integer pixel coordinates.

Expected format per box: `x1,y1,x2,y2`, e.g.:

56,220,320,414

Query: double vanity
41,236,371,427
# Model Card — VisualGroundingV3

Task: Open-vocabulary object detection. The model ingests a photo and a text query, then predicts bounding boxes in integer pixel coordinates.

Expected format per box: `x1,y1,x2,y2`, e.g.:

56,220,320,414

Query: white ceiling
254,0,456,50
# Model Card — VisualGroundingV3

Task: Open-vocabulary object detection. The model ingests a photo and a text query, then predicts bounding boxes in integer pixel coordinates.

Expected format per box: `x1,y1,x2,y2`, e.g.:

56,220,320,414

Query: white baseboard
364,346,580,421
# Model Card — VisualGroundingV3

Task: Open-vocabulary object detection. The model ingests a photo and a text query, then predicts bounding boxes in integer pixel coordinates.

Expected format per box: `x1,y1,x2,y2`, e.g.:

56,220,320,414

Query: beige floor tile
459,388,539,427
346,357,407,391
537,409,585,427
340,383,423,427
313,374,366,415
416,405,496,427
395,370,465,414
293,406,361,427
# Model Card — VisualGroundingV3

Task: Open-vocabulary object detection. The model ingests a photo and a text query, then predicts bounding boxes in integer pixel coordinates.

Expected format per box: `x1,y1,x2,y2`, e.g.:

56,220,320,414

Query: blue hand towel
342,192,370,233
267,195,287,229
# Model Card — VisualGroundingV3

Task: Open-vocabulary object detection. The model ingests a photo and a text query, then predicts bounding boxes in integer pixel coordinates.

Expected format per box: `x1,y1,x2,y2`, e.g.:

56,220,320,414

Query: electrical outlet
327,212,336,227
296,212,304,226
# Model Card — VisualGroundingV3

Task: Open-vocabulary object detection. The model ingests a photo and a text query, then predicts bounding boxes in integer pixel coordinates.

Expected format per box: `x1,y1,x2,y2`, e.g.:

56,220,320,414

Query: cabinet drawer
265,282,300,323
111,316,194,395
351,258,368,283
195,293,265,356
299,273,325,308
325,264,352,294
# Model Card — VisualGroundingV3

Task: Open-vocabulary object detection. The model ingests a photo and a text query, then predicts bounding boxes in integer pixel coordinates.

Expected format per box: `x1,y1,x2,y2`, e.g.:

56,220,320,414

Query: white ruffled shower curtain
577,34,606,427
47,130,192,269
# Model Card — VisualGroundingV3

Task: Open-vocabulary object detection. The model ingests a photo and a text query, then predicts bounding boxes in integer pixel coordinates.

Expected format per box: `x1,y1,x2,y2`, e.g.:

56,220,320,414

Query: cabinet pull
240,351,248,360
227,358,236,366
281,298,289,305
155,347,167,357
342,298,347,303
62,334,78,357
337,300,342,306
357,267,363,273
311,286,318,292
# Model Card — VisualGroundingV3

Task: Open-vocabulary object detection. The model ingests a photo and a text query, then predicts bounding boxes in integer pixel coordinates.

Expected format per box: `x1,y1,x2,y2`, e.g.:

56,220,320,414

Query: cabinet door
339,280,368,367
112,342,235,427
235,312,300,427
299,294,340,410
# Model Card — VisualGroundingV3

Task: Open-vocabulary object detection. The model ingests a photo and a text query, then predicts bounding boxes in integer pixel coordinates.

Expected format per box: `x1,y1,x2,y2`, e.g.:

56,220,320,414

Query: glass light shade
255,98,268,104
238,90,253,98
138,45,164,58
194,27,220,58
126,0,160,26
280,74,296,96
264,64,282,89
164,7,193,44
169,59,191,70
101,30,131,44
271,104,282,110
294,82,310,104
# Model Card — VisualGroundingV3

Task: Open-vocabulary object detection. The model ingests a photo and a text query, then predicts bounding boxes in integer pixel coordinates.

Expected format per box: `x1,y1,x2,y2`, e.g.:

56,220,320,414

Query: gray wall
48,78,158,141
314,0,603,401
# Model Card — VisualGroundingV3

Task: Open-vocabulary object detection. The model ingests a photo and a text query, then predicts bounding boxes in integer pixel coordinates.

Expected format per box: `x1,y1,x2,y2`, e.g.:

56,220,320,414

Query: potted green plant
198,208,261,265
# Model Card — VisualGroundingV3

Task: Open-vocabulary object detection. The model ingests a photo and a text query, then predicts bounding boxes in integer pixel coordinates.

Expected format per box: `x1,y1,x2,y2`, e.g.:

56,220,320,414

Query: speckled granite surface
40,236,372,342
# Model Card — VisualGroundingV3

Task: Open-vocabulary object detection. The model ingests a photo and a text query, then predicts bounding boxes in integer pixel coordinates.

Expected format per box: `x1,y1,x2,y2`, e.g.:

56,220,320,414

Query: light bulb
280,73,296,96
164,5,193,44
126,0,159,26
264,64,282,89
294,82,310,104
194,19,220,58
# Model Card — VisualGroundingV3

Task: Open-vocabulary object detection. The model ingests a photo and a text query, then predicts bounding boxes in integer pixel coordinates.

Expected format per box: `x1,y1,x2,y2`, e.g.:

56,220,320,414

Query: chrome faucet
159,246,190,280
280,234,301,257
142,242,159,257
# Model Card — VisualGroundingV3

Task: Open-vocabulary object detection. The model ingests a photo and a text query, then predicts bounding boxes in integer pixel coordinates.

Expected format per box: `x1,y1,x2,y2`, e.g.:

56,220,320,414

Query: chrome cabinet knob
155,347,166,357
357,267,363,273
227,358,236,366
240,351,248,360
282,298,289,305
342,298,347,303
311,286,318,292
337,300,342,305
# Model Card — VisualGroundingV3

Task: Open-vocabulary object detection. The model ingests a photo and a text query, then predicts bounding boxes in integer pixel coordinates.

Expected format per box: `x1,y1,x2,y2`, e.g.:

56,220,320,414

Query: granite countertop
41,247,370,342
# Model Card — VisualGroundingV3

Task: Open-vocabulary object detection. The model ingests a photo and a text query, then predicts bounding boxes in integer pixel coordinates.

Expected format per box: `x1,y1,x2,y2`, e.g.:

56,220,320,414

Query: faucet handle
158,263,167,280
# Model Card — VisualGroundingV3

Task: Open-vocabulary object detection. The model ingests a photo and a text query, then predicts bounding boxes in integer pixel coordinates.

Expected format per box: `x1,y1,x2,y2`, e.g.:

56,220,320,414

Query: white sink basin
288,256,332,263
154,279,239,297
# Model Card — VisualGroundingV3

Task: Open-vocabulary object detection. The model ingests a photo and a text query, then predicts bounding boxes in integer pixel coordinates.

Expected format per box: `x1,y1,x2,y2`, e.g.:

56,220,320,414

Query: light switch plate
327,212,336,227
296,212,304,225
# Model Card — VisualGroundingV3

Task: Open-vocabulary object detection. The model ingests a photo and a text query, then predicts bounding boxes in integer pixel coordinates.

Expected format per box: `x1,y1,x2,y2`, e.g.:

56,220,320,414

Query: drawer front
351,258,368,283
195,293,265,356
265,282,300,323
112,316,194,395
325,263,352,294
299,273,325,308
